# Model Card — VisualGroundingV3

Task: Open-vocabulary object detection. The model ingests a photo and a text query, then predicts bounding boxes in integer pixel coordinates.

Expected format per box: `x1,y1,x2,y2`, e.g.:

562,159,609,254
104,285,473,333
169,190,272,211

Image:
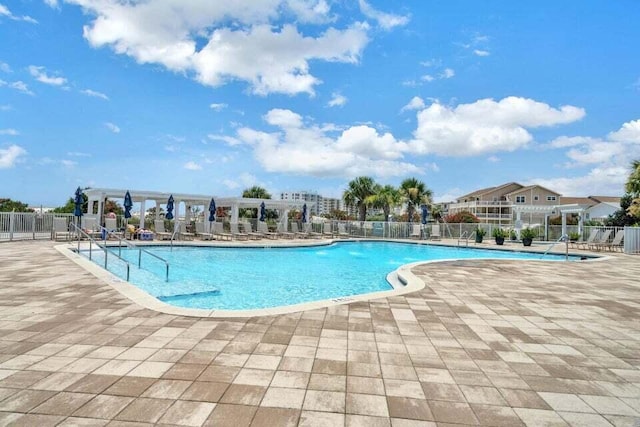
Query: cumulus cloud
184,161,202,170
66,0,373,96
531,118,640,196
28,66,67,86
0,4,38,23
440,68,455,79
400,96,425,112
0,104,11,111
104,122,120,133
409,96,586,156
473,49,490,57
327,92,347,107
0,128,18,136
44,0,59,8
80,89,109,100
209,103,228,112
0,144,26,168
0,79,35,95
358,0,409,30
0,61,11,73
228,108,419,178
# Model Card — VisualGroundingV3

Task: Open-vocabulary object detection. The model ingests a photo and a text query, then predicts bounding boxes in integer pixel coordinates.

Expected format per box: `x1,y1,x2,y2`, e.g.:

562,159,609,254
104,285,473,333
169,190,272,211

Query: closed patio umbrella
124,191,133,220
166,195,174,220
259,201,266,222
74,187,83,238
302,203,307,223
208,198,216,231
421,204,429,225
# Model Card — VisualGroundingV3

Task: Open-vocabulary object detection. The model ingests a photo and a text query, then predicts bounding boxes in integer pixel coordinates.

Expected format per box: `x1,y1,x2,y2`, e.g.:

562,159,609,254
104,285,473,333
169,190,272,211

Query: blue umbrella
208,198,216,222
421,204,429,225
302,203,307,223
73,187,83,217
165,195,174,220
259,201,266,222
124,191,133,219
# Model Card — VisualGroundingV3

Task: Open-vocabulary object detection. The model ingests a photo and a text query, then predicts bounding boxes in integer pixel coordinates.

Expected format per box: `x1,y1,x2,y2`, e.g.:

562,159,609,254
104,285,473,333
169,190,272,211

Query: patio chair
291,222,309,239
410,224,421,239
195,222,214,240
258,221,279,240
574,229,598,249
337,223,350,238
53,217,71,241
430,224,441,240
212,222,233,241
154,219,172,240
304,223,323,239
179,222,195,240
276,221,295,239
592,230,623,252
81,217,102,239
104,217,124,239
241,222,263,240
230,223,249,240
322,222,334,238
587,229,612,251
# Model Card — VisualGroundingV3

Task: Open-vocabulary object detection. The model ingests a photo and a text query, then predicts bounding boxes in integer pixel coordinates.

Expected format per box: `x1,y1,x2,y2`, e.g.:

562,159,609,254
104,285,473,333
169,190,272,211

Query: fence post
9,211,14,241
32,214,36,240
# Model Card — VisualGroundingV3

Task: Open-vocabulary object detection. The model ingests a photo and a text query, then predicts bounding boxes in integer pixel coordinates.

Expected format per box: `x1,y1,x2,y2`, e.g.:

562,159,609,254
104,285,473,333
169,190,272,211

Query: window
546,195,557,201
533,196,539,201
516,196,526,203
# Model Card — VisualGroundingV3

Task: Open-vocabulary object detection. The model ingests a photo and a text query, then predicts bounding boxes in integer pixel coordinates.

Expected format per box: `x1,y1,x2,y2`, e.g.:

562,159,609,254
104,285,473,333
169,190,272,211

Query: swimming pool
83,241,580,311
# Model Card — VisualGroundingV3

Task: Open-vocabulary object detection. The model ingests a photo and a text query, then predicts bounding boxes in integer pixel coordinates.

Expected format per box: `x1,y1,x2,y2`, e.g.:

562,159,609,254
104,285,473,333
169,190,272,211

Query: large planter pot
495,236,505,245
522,238,533,247
475,235,483,243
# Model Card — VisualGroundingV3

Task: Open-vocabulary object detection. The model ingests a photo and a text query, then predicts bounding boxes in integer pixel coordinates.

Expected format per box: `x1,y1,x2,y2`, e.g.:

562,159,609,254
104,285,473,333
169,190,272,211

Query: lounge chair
212,222,232,241
430,224,441,240
337,223,350,238
179,222,195,240
241,222,263,240
322,222,333,238
230,223,249,240
195,222,214,240
591,230,624,251
53,217,71,241
587,229,612,251
291,222,309,239
304,223,323,239
258,221,279,239
575,229,598,249
81,217,102,239
410,224,421,239
104,217,124,239
276,222,295,239
154,220,172,240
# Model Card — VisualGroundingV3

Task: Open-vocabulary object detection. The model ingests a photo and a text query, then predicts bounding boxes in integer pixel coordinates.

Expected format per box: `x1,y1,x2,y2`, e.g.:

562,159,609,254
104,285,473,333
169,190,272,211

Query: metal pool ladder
70,223,132,281
541,234,569,261
103,228,170,282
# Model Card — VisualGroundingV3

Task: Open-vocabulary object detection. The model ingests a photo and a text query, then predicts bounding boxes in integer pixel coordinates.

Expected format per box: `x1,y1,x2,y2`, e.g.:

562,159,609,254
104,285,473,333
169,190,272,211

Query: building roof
589,196,621,204
559,197,595,206
457,182,522,200
506,184,561,197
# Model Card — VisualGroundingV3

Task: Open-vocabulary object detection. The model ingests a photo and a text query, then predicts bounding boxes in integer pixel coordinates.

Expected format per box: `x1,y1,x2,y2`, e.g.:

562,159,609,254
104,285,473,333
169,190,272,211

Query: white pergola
511,203,588,240
84,188,310,227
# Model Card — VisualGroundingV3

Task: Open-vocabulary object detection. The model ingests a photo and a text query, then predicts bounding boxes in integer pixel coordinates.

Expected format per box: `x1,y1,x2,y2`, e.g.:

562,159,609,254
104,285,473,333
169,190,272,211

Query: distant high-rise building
280,191,323,215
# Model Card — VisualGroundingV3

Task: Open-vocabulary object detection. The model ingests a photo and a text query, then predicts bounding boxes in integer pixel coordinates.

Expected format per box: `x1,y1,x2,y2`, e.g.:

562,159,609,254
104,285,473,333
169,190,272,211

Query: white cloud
421,74,434,82
67,0,371,96
327,92,347,107
44,0,59,8
0,79,35,95
0,104,11,111
184,161,202,170
528,166,628,197
209,103,228,111
358,0,409,30
80,89,109,100
231,108,419,178
207,134,243,146
223,179,240,190
409,96,586,156
0,128,18,136
67,151,91,157
0,144,26,168
400,96,425,112
608,119,640,143
61,159,77,168
473,49,490,57
440,68,455,79
0,61,11,73
104,122,120,133
434,188,463,203
0,4,38,23
487,155,500,162
28,65,67,86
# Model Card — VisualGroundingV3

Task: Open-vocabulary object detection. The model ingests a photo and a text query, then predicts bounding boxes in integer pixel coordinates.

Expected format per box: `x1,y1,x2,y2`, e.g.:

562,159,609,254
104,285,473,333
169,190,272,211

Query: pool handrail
69,222,131,281
101,226,170,282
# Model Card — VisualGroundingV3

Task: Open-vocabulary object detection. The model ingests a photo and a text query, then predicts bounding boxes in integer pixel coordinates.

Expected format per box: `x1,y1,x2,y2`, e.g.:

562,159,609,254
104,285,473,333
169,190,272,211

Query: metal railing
69,223,131,281
102,227,170,282
458,231,469,247
541,234,569,261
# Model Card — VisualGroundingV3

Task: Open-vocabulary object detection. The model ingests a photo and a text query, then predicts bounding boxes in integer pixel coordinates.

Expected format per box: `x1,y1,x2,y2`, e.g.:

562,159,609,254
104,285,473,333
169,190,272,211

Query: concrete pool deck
0,240,639,426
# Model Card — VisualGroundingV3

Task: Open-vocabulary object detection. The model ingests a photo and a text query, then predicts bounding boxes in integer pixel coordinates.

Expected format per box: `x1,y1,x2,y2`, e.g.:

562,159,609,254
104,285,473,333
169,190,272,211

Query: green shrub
520,227,537,239
492,228,507,238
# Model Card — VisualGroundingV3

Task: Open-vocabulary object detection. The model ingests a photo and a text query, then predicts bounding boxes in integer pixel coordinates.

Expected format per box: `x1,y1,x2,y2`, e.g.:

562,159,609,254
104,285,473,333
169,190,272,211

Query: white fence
0,212,73,241
624,226,640,254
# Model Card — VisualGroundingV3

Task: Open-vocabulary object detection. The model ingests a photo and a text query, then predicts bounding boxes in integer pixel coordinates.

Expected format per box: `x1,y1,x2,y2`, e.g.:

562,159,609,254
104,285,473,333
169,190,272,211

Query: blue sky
1,0,639,206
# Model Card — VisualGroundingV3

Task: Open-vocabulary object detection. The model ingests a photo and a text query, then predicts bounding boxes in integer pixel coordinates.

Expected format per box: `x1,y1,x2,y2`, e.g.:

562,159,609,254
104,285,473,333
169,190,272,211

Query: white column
155,201,161,220
515,210,522,239
561,211,567,237
544,214,549,241
578,211,584,235
231,203,239,223
140,199,146,228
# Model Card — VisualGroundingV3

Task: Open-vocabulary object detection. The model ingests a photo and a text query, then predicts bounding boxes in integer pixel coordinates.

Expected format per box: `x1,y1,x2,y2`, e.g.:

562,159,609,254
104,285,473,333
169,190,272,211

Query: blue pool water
84,241,578,310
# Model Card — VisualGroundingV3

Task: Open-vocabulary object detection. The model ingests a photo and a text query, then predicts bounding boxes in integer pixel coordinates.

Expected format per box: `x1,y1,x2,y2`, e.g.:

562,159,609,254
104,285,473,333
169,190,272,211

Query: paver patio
0,240,639,426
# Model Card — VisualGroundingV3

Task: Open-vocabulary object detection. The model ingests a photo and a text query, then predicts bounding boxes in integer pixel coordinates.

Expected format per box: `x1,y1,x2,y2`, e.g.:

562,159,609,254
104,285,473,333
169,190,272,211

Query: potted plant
475,226,486,243
510,229,517,241
492,228,507,245
568,231,580,242
520,227,536,246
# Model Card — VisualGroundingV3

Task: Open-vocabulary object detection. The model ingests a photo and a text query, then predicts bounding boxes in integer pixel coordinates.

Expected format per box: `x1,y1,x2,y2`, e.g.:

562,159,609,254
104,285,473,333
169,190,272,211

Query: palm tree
399,177,433,222
242,186,271,199
343,176,378,221
366,185,401,222
625,160,640,196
